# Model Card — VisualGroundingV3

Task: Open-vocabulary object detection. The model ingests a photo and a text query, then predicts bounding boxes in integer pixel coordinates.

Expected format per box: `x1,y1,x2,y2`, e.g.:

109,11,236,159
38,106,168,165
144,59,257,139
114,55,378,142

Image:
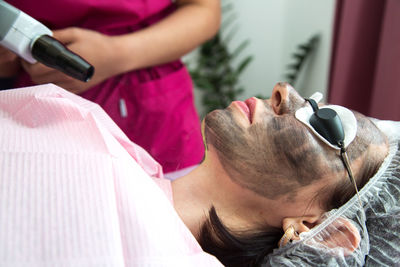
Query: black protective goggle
305,98,361,206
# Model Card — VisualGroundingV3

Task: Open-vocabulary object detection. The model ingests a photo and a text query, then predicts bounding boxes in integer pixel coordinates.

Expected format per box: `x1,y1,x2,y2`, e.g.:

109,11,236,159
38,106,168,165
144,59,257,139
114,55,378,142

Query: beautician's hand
21,0,221,94
20,28,121,94
0,46,21,78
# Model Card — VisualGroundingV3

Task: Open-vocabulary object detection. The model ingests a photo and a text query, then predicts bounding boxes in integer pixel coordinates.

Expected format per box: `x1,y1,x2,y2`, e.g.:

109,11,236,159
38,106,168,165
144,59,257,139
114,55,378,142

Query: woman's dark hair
198,207,282,267
198,114,388,267
198,161,379,267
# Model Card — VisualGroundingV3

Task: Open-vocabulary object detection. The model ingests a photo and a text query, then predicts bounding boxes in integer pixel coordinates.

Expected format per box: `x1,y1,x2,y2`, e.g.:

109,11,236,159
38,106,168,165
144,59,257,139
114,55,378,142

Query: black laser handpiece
31,35,94,82
0,1,94,82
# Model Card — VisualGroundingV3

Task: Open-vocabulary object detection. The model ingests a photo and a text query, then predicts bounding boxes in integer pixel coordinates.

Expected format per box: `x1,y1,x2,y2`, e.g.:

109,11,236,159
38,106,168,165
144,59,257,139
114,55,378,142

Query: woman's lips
233,100,251,122
233,98,256,123
245,97,257,123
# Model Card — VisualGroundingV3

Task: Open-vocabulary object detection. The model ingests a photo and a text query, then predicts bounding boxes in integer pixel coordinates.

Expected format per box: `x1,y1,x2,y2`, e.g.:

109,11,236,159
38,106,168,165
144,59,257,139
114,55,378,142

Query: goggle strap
305,98,319,112
339,142,363,208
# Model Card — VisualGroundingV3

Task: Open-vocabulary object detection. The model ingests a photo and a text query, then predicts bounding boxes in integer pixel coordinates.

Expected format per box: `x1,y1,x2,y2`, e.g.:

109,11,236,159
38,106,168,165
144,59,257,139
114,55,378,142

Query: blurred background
187,0,400,121
1,0,399,121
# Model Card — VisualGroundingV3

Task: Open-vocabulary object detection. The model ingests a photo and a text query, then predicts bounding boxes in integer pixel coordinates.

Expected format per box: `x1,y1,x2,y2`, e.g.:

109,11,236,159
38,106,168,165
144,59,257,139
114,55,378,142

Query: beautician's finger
0,47,17,60
29,72,68,85
0,51,16,61
0,45,12,54
34,71,75,85
53,28,80,45
20,60,54,76
21,61,69,85
55,81,85,94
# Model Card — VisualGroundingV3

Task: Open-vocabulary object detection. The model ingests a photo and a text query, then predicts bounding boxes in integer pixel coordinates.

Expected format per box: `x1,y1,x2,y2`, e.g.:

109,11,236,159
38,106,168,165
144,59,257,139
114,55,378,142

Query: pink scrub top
9,0,205,173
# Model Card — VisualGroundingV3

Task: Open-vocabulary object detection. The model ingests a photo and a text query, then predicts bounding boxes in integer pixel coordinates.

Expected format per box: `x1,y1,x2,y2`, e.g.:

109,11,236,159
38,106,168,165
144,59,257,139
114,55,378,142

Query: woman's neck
170,148,260,240
171,162,214,239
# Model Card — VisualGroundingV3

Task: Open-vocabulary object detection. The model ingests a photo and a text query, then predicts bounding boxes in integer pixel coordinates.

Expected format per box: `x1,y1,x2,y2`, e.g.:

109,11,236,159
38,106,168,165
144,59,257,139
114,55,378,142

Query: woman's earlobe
280,215,319,246
281,216,361,255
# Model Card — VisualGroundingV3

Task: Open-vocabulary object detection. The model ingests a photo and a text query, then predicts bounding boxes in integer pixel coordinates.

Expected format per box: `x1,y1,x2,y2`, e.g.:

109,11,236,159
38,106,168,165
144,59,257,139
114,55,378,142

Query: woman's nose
270,82,304,115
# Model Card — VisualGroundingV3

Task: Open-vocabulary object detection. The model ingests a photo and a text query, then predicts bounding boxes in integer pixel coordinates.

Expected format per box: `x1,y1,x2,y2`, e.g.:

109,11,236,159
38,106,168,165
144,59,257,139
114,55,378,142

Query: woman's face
203,83,346,228
204,83,342,196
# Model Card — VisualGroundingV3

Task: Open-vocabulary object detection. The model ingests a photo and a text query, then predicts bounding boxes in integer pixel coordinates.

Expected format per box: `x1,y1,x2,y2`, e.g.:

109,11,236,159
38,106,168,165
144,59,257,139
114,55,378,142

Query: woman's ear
281,216,361,255
282,216,319,238
318,217,361,256
280,216,319,246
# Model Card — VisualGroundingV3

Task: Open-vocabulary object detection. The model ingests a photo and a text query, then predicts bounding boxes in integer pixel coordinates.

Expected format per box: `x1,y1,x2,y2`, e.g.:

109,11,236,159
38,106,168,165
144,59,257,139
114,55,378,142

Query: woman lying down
0,83,398,267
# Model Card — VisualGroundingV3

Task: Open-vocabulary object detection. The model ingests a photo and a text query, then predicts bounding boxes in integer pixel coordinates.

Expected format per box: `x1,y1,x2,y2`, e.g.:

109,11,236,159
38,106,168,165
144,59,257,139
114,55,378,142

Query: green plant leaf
221,73,238,86
236,55,253,75
221,3,234,13
287,63,301,71
298,44,311,52
188,1,253,114
221,13,237,32
194,78,215,91
255,93,269,99
283,33,321,87
236,87,244,94
285,74,296,83
231,39,251,59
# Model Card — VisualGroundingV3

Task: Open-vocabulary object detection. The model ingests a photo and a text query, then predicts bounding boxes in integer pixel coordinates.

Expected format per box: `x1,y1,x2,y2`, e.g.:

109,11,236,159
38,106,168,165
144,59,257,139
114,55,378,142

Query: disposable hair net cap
264,119,400,267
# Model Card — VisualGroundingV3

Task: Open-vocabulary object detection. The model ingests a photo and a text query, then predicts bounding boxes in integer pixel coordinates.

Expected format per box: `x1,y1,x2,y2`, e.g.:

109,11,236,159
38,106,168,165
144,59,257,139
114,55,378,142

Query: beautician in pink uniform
1,0,221,174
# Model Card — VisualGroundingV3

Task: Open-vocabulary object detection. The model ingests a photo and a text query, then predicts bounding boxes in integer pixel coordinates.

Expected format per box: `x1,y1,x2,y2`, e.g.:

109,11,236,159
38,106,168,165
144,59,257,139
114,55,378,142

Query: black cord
338,141,363,208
